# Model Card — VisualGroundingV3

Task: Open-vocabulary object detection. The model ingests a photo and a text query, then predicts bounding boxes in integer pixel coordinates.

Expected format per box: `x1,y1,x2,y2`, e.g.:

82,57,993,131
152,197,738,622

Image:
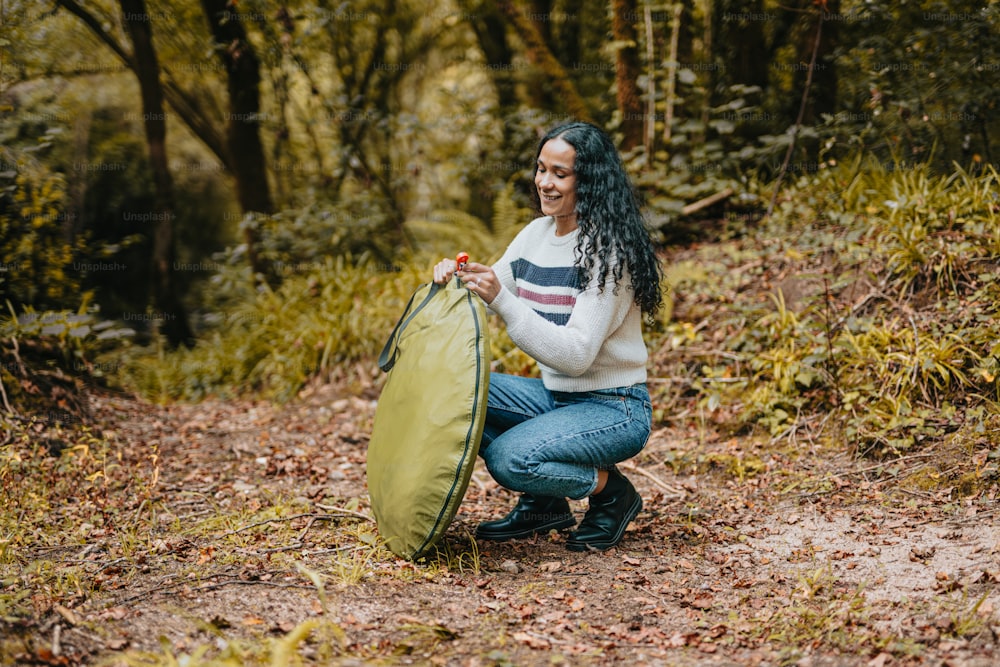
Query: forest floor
4,380,998,667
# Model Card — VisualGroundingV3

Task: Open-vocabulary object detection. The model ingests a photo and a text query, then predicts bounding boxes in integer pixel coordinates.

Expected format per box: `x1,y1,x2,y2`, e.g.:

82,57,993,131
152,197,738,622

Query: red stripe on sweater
517,287,577,307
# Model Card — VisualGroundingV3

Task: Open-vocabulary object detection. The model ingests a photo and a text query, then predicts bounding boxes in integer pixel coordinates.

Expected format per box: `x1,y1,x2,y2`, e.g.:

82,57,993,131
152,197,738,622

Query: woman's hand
432,257,457,284
457,262,499,304
434,258,500,303
433,258,499,303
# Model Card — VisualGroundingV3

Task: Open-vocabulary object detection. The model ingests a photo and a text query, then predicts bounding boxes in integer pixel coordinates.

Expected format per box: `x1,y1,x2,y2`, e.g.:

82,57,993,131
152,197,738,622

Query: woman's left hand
458,262,499,304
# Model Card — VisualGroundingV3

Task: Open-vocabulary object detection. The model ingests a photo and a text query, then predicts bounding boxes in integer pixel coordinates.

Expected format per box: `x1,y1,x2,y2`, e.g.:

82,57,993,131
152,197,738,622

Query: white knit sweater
489,216,648,392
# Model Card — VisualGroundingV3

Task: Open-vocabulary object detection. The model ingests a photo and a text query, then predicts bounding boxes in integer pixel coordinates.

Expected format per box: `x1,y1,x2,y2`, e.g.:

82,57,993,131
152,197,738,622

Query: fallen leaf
706,624,727,639
682,592,715,610
513,631,550,649
53,604,78,626
210,615,232,629
868,651,892,667
98,607,128,621
273,620,296,633
500,559,520,574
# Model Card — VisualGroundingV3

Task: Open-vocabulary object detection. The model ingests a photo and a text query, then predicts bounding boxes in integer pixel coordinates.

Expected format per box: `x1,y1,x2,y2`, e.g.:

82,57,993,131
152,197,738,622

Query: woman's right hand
432,257,457,284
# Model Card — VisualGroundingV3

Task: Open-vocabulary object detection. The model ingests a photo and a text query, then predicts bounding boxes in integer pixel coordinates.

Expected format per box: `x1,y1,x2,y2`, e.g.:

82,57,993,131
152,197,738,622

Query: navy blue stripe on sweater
510,258,581,289
509,258,578,325
537,312,570,326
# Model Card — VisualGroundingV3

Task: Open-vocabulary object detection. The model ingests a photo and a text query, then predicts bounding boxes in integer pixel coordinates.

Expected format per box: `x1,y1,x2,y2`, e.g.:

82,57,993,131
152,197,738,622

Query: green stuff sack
367,280,490,560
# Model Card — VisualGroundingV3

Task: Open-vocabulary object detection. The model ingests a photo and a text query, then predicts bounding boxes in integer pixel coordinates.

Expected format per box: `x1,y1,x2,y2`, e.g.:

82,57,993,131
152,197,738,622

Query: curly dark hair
531,121,663,315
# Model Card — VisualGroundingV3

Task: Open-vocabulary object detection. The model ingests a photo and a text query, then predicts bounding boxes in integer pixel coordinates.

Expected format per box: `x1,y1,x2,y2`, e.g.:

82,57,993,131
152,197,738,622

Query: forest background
2,0,996,451
1,0,1000,664
1,0,995,349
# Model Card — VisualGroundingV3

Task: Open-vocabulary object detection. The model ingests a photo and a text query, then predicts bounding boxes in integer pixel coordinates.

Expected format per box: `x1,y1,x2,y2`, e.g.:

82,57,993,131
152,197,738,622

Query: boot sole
475,515,577,541
565,494,642,552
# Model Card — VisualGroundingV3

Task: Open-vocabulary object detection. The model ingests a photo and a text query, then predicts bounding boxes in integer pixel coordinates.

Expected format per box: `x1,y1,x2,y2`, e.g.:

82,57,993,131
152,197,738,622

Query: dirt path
6,383,999,666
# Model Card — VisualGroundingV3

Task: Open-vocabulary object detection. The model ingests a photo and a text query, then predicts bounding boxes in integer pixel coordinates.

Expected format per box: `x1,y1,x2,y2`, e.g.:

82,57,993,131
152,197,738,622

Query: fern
488,182,532,258
404,209,495,260
403,186,531,264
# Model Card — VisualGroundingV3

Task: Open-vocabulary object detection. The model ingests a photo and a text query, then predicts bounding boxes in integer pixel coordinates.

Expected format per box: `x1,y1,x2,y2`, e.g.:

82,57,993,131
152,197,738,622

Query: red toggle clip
454,252,470,289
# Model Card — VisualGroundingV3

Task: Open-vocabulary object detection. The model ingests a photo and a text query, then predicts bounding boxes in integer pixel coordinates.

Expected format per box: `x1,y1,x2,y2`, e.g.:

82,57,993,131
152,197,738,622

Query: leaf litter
1,379,998,666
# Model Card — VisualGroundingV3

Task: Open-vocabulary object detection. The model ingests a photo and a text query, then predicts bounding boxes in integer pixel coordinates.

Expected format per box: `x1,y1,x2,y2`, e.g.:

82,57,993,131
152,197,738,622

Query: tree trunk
719,0,769,90
700,0,714,133
528,0,552,43
663,4,683,145
55,0,230,171
613,0,643,151
464,1,518,111
200,0,274,281
496,0,592,123
119,0,193,347
56,0,265,284
643,4,656,159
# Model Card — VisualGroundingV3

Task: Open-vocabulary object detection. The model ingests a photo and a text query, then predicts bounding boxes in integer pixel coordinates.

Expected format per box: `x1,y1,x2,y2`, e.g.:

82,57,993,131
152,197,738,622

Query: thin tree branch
54,0,133,66
53,0,229,169
766,10,824,218
223,510,373,537
619,462,686,498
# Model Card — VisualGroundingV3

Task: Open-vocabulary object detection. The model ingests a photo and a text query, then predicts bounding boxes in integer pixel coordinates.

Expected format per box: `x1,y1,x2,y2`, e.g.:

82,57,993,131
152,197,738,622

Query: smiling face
534,137,578,232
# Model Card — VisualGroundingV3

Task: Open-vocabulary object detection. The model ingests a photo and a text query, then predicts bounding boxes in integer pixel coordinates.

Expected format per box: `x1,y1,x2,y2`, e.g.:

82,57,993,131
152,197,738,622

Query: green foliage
122,255,417,402
0,420,121,630
405,183,533,262
241,190,402,283
625,1,1000,242
0,306,133,366
832,2,1000,171
0,305,133,422
876,167,1000,295
0,152,90,310
123,181,532,402
653,160,1000,457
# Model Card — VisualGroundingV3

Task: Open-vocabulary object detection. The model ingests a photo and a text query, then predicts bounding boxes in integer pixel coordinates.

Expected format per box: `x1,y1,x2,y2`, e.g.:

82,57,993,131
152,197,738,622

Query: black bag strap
378,282,441,372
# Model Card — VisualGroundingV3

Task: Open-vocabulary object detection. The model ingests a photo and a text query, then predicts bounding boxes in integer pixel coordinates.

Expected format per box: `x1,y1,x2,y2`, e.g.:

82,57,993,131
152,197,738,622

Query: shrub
651,160,1000,457
0,154,90,310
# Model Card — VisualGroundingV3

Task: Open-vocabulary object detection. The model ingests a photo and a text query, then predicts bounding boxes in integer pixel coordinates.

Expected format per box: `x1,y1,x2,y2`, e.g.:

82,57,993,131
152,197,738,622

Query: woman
433,121,662,552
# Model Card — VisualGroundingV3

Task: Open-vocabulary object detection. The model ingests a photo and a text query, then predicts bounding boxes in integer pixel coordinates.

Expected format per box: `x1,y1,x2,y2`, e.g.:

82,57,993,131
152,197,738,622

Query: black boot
476,494,576,541
566,468,642,552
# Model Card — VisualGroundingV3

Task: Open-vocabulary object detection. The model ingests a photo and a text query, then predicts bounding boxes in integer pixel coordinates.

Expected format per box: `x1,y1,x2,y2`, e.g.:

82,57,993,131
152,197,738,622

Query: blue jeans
480,374,652,500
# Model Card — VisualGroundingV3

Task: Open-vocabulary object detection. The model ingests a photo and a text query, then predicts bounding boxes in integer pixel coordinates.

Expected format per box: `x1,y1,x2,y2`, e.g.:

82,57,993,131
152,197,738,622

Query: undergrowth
120,185,535,403
3,159,998,663
119,159,1000,479
0,415,400,665
654,160,1000,465
0,419,131,658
